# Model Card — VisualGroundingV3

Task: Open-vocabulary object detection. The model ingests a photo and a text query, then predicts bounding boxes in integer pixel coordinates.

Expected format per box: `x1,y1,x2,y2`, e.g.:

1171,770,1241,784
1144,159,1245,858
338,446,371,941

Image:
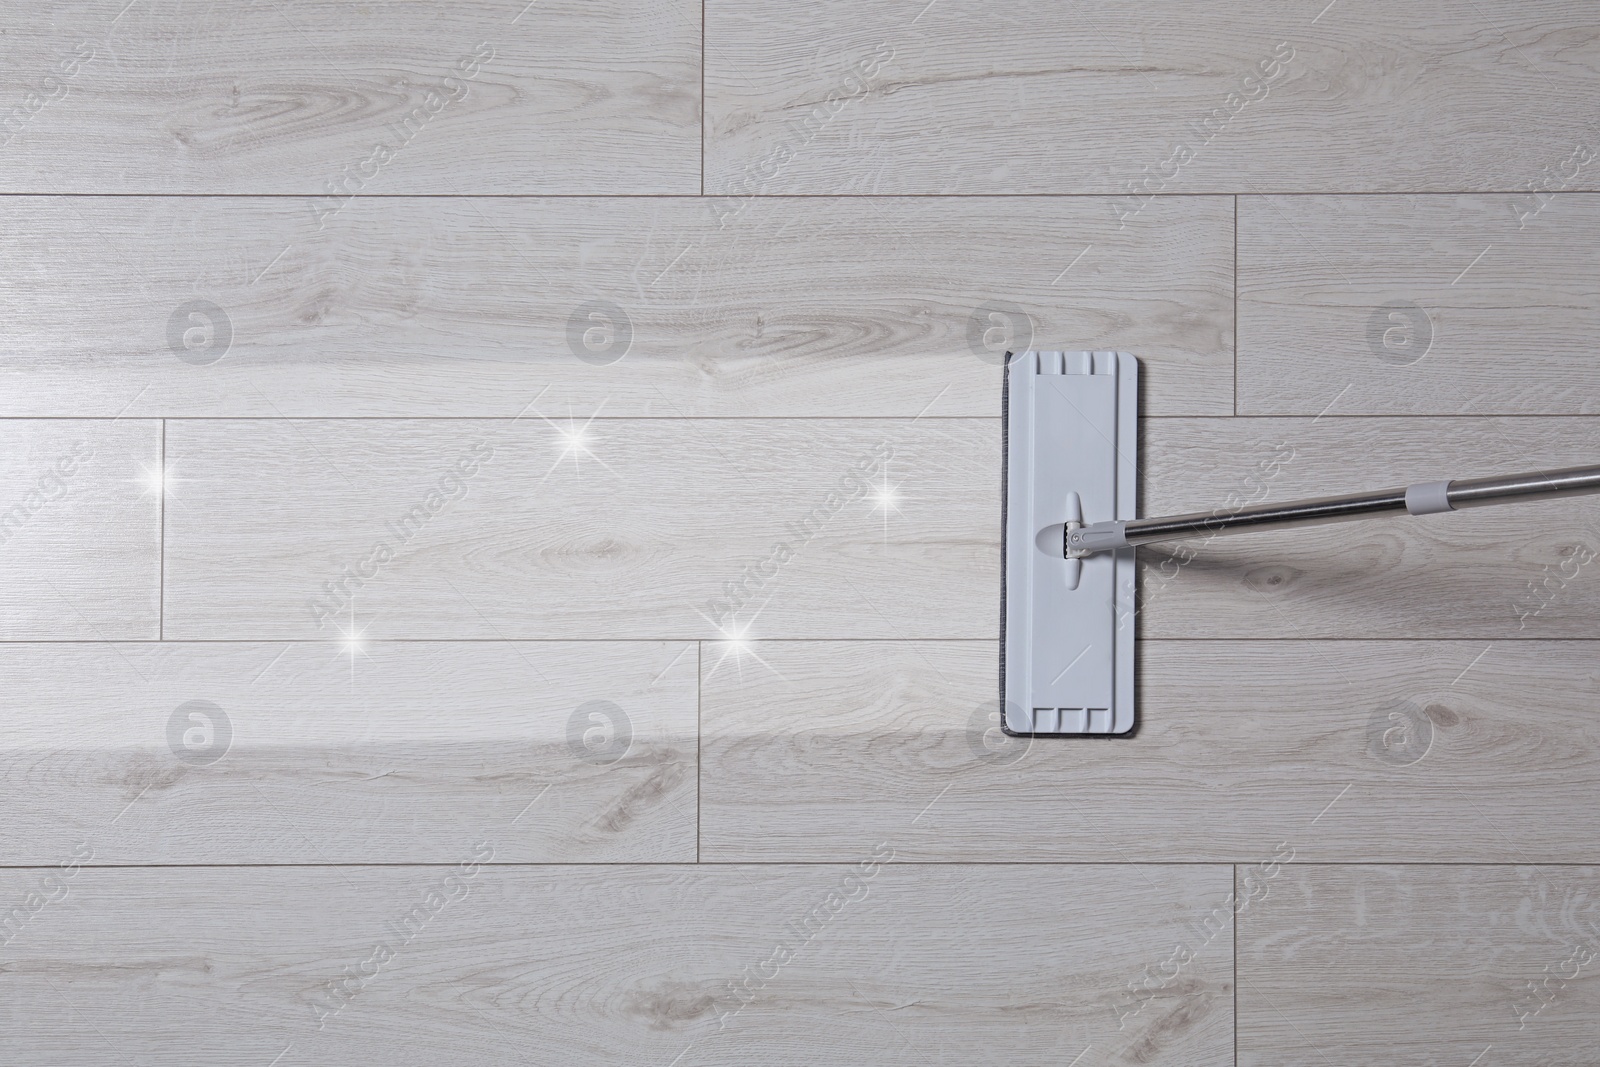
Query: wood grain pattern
162,415,1598,641
0,641,696,865
1238,865,1600,1066
705,0,1600,194
1139,417,1600,638
0,0,699,193
1239,195,1600,414
700,640,1600,863
4,6,1597,1062
162,418,996,640
0,420,160,640
0,864,1232,1066
0,195,1231,418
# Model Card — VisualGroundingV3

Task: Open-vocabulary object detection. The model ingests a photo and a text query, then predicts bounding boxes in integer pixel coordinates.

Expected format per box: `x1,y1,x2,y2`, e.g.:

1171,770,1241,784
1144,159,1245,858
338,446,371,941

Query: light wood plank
0,0,698,193
1239,195,1600,414
0,863,1231,1065
1238,865,1600,1066
0,195,1231,417
701,641,1600,862
163,418,997,639
163,416,1599,640
0,641,696,864
1141,417,1600,638
705,0,1600,194
0,420,159,639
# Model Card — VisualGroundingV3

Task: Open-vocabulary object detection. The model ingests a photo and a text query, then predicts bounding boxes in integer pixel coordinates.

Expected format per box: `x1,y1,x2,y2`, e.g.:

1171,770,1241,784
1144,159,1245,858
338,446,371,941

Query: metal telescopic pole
1064,463,1600,557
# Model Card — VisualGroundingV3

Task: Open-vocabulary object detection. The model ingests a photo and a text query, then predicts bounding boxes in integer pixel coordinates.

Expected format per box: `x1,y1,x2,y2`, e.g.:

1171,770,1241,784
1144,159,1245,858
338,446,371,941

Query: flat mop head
1001,351,1138,737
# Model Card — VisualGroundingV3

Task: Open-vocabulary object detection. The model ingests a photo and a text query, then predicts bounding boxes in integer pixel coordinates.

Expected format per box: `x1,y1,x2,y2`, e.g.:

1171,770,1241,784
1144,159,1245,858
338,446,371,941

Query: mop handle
1065,462,1600,556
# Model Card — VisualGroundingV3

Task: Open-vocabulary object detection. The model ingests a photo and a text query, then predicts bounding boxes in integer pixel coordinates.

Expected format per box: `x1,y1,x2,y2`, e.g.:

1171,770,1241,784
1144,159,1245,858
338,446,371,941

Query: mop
1002,350,1600,738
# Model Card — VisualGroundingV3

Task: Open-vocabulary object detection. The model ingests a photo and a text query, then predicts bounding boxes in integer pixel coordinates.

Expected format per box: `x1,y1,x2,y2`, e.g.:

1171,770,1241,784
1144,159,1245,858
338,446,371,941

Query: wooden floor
2,2,1598,1064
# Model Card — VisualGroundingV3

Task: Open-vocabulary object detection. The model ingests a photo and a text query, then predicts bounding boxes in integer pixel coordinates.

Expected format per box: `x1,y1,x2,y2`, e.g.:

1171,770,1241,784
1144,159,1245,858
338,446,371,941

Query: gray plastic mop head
1001,351,1138,737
